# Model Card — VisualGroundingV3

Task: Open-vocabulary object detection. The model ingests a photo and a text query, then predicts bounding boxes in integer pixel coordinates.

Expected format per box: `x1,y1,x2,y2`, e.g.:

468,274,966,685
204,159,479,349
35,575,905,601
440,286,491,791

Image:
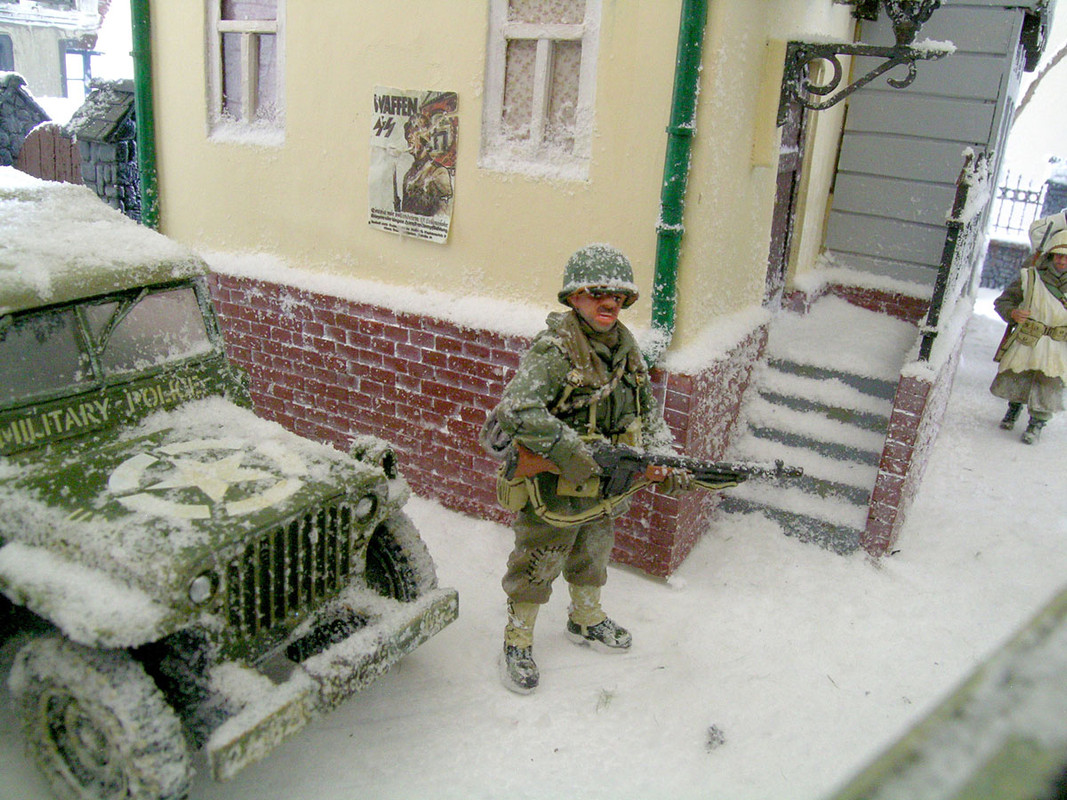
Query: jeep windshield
0,284,215,409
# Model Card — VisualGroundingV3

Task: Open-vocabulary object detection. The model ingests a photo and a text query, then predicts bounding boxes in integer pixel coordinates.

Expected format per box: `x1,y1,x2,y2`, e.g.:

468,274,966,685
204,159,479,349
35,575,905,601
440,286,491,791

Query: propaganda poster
368,87,458,243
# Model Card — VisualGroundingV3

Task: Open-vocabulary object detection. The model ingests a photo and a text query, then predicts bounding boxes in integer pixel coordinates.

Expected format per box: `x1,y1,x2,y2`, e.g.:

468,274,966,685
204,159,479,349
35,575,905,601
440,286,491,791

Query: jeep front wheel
9,635,192,800
364,511,439,602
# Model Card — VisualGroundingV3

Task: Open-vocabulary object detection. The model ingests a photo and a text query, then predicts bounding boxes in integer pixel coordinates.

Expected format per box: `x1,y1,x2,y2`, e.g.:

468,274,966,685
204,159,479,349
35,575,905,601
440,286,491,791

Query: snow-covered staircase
718,296,919,553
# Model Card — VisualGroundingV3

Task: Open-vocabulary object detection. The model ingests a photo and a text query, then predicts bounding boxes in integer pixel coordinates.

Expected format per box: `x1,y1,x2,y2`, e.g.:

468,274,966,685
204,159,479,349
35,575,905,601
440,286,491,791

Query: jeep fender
0,541,181,649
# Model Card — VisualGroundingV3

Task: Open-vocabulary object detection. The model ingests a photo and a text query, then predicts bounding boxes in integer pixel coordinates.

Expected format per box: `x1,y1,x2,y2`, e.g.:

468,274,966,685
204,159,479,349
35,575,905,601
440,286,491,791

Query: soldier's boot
999,402,1023,430
500,600,539,694
1021,417,1046,444
565,584,631,653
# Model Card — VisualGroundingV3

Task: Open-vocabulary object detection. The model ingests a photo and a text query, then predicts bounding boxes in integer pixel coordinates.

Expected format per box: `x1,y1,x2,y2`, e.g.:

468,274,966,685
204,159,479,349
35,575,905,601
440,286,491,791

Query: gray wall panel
843,92,995,142
824,0,1024,283
836,135,975,184
833,174,958,226
850,52,1004,102
827,212,948,265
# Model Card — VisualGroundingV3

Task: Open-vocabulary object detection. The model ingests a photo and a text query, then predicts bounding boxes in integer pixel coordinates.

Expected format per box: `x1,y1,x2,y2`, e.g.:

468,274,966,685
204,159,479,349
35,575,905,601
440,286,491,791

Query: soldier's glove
659,468,694,496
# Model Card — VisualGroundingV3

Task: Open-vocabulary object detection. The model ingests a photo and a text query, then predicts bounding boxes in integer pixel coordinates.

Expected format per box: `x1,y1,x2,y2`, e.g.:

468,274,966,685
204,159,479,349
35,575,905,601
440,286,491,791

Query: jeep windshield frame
0,279,224,412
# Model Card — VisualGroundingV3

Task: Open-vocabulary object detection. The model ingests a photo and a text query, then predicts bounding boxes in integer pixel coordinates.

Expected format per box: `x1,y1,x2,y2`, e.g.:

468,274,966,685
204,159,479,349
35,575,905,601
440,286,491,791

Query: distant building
66,78,139,220
0,0,105,102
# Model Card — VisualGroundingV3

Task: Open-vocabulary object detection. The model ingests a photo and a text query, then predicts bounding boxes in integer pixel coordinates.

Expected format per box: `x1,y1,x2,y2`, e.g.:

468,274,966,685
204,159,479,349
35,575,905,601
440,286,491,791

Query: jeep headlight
188,572,216,605
353,493,378,523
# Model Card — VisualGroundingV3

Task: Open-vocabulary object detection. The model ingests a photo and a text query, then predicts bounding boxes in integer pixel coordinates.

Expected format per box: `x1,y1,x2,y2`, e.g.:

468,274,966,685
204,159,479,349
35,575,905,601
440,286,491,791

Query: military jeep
0,169,458,800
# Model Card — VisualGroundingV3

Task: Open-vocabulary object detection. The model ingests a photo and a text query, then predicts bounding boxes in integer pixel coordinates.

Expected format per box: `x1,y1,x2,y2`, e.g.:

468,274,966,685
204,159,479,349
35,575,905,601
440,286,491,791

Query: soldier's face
569,289,624,332
1053,253,1067,273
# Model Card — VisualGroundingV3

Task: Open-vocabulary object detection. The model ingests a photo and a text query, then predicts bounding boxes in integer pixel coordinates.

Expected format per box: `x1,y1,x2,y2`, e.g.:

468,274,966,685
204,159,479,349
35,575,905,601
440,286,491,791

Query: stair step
717,495,862,554
776,472,871,506
757,388,890,435
747,425,882,467
767,358,898,401
760,363,894,417
730,436,879,492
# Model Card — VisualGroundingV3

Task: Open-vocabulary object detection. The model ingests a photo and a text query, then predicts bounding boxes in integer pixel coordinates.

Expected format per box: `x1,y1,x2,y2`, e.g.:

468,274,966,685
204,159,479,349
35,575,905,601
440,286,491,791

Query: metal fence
988,171,1047,236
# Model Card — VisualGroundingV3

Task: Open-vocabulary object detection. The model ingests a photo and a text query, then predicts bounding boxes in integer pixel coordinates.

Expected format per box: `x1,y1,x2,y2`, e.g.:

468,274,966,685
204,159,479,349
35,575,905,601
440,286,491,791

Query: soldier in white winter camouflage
481,245,690,694
992,220,1067,444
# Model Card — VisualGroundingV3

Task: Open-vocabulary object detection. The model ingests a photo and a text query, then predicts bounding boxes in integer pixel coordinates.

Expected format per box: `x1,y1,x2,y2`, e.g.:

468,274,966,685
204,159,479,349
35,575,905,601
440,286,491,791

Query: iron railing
919,151,992,361
988,171,1047,237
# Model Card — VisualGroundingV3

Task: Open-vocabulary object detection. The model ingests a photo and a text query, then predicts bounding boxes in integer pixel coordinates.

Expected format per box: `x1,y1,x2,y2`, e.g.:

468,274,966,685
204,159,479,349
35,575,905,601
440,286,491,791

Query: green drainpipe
648,0,708,365
130,0,159,229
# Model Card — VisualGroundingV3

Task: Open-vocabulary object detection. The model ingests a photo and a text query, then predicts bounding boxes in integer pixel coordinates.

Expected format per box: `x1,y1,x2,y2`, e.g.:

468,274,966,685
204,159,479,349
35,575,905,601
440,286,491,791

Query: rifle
503,441,803,500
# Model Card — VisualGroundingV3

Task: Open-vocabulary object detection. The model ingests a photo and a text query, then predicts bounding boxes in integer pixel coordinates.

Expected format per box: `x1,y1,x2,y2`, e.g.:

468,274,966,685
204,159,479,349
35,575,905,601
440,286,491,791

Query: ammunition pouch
1016,318,1045,347
496,466,529,512
1015,318,1067,347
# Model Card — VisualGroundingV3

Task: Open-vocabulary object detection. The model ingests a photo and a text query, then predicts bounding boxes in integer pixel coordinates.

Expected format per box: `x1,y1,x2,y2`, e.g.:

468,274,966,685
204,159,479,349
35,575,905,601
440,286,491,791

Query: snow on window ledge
208,119,285,148
478,144,591,182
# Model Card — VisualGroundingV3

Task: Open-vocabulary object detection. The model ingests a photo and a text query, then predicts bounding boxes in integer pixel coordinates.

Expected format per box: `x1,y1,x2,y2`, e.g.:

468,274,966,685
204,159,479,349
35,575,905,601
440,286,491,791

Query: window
0,34,13,73
206,0,284,142
60,41,93,101
481,0,601,179
0,310,88,407
84,288,213,376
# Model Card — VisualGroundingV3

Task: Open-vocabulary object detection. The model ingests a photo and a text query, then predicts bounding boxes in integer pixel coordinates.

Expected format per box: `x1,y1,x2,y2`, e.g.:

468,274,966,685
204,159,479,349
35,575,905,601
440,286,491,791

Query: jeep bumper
206,586,458,782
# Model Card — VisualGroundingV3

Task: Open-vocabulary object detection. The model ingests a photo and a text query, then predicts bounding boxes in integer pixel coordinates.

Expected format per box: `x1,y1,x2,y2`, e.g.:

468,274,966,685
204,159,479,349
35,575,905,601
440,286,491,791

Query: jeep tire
364,511,438,602
9,635,192,800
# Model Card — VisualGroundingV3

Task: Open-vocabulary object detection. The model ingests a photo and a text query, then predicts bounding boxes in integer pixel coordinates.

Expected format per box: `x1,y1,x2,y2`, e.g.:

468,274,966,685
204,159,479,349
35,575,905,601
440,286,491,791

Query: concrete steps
716,297,918,553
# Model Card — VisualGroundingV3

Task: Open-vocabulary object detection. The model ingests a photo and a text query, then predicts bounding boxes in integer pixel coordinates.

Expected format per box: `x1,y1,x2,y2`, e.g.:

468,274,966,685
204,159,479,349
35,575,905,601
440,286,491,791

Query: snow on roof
0,167,207,315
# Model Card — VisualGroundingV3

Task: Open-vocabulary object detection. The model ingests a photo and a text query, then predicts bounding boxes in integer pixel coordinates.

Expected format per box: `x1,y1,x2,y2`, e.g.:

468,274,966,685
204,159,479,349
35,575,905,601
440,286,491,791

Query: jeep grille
226,504,354,637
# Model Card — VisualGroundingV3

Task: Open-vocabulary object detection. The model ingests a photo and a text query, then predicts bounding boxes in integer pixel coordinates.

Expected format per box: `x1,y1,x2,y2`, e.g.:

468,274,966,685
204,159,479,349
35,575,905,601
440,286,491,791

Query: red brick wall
208,274,766,577
863,335,964,555
783,283,929,325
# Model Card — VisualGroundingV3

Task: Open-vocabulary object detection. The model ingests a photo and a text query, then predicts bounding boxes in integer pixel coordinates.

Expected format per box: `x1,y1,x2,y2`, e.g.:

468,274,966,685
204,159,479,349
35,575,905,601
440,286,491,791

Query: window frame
480,0,602,179
0,34,13,73
59,40,93,101
205,0,286,142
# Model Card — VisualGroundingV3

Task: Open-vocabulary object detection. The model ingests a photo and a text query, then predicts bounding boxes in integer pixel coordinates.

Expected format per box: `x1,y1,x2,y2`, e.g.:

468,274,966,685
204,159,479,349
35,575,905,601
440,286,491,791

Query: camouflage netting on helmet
557,244,639,307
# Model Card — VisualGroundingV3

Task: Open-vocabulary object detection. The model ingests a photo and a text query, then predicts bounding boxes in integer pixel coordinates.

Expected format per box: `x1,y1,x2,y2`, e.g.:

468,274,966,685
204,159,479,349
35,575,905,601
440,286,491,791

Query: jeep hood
0,397,386,602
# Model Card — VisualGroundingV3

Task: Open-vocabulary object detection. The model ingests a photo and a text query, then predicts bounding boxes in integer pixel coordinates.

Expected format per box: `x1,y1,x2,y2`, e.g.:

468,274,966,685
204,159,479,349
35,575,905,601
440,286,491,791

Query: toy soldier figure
991,228,1067,443
481,244,688,693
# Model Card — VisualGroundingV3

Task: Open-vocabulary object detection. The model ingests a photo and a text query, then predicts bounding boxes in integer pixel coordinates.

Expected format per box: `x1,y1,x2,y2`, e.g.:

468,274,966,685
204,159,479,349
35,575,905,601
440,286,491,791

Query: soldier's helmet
1045,230,1067,257
558,244,639,308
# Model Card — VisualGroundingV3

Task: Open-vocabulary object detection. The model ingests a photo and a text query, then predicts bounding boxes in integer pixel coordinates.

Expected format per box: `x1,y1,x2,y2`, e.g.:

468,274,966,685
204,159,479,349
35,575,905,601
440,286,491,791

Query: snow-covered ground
1,290,1065,800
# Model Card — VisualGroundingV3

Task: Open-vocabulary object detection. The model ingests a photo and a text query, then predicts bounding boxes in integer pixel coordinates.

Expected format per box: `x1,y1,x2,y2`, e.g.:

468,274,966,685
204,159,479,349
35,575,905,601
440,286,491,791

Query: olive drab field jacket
487,310,672,525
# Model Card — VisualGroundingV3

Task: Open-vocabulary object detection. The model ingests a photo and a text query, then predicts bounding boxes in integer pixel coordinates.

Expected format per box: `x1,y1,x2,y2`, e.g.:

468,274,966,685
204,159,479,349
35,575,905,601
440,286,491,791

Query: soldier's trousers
502,507,615,605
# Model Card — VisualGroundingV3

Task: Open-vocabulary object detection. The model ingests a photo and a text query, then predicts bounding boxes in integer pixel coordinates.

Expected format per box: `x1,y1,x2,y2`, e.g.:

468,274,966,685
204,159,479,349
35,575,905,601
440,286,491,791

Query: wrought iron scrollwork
777,0,951,125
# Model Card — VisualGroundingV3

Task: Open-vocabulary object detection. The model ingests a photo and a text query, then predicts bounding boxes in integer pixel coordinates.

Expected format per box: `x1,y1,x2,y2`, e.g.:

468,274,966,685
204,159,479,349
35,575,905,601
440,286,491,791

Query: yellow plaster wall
151,0,679,315
669,0,853,349
151,0,852,351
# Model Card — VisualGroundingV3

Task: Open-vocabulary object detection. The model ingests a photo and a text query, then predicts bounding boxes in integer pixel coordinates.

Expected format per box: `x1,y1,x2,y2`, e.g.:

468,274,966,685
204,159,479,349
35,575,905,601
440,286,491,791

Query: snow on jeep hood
0,167,206,315
0,397,389,600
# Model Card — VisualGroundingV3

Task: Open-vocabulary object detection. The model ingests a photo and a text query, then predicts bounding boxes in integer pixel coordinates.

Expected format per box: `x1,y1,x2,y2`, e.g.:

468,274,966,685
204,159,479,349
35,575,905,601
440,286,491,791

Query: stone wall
0,73,48,166
67,80,140,221
981,238,1030,289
